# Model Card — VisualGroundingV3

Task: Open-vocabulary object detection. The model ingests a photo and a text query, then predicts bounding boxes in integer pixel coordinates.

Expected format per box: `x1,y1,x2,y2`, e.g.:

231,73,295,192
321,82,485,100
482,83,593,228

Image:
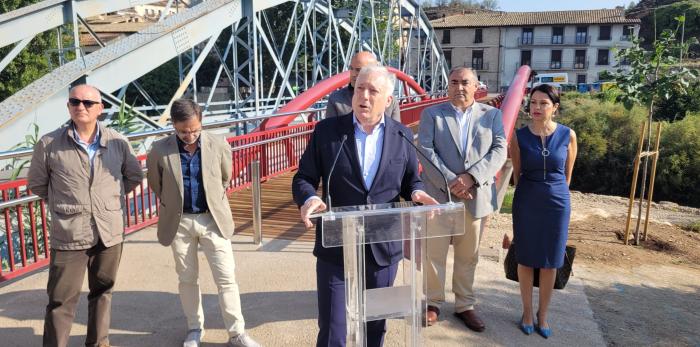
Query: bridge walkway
0,172,606,346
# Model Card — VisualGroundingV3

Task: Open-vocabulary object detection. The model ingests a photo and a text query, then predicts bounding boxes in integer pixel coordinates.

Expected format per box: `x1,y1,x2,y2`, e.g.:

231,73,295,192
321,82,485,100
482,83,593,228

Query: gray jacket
27,122,143,250
325,85,401,122
417,101,507,218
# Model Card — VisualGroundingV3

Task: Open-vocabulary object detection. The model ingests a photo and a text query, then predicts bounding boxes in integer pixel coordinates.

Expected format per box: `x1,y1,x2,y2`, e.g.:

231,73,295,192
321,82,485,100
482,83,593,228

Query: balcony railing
470,61,490,71
450,62,491,71
620,35,634,42
517,35,590,46
519,60,589,71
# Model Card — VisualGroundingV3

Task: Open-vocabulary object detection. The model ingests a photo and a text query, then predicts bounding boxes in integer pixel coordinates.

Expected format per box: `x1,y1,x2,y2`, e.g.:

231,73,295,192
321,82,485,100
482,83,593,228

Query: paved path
0,227,606,346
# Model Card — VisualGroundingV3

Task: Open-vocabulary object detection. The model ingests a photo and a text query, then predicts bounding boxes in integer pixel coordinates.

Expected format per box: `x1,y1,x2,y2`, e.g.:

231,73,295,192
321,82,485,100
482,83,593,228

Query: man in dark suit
292,66,438,347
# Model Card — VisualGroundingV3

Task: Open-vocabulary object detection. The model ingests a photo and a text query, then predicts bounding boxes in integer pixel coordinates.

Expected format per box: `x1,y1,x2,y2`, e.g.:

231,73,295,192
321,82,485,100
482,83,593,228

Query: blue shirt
72,123,101,166
353,115,385,189
177,137,208,213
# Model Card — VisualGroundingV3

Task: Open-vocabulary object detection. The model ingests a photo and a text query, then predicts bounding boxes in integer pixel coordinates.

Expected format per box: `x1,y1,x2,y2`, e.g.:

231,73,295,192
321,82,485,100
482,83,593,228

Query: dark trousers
43,241,123,347
316,258,398,347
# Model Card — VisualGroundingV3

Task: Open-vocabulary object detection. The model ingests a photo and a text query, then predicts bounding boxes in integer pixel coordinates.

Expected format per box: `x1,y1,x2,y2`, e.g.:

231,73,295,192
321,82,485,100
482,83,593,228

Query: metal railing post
251,160,263,246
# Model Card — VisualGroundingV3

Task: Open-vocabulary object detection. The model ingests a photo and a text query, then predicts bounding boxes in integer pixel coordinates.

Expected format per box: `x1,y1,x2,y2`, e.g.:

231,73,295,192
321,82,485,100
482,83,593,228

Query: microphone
326,134,348,210
397,130,453,204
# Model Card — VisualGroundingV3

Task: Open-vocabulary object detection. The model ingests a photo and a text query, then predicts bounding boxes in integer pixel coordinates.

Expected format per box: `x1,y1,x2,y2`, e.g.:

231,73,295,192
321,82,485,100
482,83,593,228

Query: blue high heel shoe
519,318,534,335
535,311,552,338
536,323,552,338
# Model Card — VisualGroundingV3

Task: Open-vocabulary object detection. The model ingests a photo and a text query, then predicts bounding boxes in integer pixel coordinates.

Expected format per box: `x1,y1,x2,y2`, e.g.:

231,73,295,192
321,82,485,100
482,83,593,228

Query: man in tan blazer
417,67,507,332
146,99,259,347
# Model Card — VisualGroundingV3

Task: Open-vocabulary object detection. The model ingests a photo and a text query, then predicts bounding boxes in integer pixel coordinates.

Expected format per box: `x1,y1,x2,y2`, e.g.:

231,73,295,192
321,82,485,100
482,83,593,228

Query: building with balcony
435,21,502,92
431,8,640,91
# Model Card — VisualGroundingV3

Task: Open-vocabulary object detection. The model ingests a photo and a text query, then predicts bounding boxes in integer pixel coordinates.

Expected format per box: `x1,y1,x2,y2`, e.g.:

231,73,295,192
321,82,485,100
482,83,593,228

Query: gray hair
357,65,396,96
449,66,478,81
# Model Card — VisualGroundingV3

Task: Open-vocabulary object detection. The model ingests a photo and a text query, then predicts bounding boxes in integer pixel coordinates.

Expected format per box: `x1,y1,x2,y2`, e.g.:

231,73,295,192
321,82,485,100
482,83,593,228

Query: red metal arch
260,67,427,130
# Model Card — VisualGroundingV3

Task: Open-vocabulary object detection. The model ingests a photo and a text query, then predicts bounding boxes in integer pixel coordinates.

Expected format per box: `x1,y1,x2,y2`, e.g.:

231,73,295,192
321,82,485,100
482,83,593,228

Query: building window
599,25,611,40
474,28,483,44
597,49,609,65
444,50,452,68
574,50,586,69
520,50,532,66
622,25,635,41
577,74,587,84
521,28,534,45
576,26,588,44
442,30,451,44
472,50,484,70
552,27,563,44
550,50,562,69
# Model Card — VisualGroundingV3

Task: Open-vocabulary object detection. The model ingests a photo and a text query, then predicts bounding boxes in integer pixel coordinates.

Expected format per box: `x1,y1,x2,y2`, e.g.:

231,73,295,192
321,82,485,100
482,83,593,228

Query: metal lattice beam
0,0,164,48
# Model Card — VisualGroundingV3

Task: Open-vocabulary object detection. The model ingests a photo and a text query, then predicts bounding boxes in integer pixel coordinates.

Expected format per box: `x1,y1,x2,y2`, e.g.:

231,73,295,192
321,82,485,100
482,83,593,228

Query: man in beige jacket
28,84,143,347
146,99,259,347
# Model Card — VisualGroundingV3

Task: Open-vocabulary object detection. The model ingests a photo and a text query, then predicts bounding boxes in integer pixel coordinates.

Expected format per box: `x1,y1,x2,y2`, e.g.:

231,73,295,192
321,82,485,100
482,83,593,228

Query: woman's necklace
540,133,550,179
532,122,555,180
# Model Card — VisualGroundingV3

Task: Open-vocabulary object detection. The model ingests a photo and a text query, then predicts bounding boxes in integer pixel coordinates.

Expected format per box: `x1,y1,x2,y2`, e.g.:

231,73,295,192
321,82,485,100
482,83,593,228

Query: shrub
553,94,699,207
655,113,700,206
557,95,646,196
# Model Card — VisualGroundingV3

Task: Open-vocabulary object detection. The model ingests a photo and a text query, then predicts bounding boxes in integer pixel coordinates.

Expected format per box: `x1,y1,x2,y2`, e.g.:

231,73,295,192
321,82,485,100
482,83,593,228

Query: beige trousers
171,212,245,336
426,208,483,312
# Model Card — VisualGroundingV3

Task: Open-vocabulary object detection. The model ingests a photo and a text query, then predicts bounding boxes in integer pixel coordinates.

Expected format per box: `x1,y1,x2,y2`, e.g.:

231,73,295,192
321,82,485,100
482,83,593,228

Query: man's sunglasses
68,98,101,108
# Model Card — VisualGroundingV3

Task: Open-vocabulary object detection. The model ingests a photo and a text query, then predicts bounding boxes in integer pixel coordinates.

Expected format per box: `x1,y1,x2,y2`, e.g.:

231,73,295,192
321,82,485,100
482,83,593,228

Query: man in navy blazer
292,66,438,347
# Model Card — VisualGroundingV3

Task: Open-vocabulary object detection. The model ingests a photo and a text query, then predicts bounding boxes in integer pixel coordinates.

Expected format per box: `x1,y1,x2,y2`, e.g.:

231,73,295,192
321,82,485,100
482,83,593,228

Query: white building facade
431,8,641,91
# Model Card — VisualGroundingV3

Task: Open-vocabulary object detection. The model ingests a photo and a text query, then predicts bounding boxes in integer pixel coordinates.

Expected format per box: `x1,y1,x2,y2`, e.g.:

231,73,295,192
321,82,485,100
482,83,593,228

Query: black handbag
504,242,576,290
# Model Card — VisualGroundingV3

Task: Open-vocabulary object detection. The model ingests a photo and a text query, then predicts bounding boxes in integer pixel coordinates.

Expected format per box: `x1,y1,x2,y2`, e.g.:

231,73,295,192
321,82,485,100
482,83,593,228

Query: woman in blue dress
503,84,578,338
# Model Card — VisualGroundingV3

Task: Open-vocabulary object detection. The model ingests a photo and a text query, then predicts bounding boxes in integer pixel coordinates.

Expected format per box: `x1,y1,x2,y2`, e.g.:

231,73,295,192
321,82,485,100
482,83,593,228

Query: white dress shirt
451,102,474,154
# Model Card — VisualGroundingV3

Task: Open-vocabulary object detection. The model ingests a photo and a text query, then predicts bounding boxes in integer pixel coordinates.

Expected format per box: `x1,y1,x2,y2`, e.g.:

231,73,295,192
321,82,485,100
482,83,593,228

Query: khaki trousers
426,208,483,312
171,212,245,336
43,241,122,347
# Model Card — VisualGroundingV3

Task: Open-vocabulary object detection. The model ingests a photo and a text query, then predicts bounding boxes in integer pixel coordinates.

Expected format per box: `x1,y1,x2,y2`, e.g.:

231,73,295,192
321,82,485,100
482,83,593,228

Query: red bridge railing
0,122,318,282
0,66,530,283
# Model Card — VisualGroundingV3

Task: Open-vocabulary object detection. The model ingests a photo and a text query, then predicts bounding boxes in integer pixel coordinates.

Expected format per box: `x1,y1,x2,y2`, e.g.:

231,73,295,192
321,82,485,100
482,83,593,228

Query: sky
471,0,632,12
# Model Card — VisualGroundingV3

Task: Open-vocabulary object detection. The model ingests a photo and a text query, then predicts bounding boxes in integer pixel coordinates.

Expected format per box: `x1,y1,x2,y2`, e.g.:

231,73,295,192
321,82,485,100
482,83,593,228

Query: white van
533,73,568,88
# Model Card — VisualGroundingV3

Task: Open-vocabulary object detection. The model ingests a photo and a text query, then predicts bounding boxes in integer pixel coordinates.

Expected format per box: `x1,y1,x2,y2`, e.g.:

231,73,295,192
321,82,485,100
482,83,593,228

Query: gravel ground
482,190,700,347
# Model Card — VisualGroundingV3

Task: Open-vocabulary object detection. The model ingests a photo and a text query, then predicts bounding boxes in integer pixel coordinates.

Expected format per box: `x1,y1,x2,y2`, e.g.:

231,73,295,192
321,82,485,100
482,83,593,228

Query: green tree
124,58,180,107
604,16,697,244
0,0,60,101
632,0,700,58
654,79,700,120
656,113,700,207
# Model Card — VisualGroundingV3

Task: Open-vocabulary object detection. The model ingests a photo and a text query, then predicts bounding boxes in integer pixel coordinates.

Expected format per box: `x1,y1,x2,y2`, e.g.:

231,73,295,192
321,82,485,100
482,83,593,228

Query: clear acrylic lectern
311,201,465,346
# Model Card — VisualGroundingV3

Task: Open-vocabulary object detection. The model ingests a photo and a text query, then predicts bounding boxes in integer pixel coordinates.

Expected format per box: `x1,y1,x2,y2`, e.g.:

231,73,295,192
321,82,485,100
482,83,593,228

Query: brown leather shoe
454,309,485,332
426,305,440,326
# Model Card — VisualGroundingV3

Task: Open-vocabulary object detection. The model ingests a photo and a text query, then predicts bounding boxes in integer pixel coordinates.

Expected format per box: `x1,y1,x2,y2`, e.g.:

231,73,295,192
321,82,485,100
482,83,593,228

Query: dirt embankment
483,191,700,346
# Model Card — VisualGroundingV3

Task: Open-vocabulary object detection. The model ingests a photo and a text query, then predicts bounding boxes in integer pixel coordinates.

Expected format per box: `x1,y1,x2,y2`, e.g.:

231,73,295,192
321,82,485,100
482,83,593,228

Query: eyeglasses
68,98,101,108
176,129,202,136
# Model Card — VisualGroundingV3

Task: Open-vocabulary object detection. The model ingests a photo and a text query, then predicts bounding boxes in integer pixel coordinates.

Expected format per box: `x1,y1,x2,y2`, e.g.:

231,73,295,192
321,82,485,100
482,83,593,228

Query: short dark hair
171,99,202,123
529,84,560,105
